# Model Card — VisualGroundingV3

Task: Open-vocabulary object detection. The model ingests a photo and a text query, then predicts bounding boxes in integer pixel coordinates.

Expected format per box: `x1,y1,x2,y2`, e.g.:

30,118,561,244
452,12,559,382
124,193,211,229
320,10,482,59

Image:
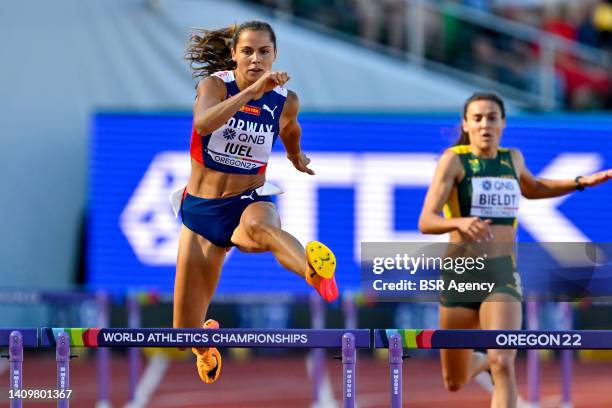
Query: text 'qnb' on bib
206,118,274,171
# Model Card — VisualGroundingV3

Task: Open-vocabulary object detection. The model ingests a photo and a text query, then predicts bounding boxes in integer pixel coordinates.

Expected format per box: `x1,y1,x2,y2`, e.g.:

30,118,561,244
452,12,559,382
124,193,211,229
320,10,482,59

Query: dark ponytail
185,21,277,79
454,92,506,146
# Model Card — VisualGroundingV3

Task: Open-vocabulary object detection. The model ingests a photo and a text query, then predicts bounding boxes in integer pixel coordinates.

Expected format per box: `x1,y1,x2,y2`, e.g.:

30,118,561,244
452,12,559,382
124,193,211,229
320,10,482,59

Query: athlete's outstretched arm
279,91,314,175
193,71,289,135
418,151,492,241
512,149,612,199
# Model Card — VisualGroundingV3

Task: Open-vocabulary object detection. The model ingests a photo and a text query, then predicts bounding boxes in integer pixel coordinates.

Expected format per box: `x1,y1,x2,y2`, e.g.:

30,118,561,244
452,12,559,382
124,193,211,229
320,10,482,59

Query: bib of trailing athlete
470,177,519,219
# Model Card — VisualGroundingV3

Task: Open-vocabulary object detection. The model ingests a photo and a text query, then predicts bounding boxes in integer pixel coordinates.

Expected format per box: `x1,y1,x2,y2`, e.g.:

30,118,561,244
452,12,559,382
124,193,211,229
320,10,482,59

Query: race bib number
470,177,519,218
206,118,274,170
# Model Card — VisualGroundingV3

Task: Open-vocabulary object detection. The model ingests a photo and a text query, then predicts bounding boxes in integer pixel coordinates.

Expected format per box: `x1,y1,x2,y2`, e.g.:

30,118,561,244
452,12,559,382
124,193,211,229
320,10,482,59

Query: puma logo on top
263,104,277,119
240,191,256,200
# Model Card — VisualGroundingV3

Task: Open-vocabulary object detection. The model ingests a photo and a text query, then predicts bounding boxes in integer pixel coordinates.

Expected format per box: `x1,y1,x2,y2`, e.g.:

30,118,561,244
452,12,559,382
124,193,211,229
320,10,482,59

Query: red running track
0,352,609,407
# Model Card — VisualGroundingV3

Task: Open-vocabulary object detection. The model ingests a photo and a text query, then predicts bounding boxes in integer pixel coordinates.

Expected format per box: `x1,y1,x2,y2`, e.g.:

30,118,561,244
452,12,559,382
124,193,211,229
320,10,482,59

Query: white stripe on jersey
211,70,234,83
212,70,288,96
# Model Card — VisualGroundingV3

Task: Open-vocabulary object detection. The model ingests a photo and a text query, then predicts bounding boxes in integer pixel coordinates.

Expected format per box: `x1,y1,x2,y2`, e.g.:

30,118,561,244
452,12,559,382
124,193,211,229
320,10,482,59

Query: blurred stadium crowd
246,0,612,110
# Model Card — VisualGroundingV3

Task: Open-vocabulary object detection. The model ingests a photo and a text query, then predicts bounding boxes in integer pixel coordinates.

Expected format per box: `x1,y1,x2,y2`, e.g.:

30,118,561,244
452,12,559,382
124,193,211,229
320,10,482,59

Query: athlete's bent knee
245,217,277,239
489,353,514,378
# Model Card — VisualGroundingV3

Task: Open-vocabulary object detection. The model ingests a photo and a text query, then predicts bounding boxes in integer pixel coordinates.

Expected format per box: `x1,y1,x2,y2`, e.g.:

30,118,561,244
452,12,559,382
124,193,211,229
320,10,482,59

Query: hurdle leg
560,350,572,408
527,300,540,407
389,333,403,408
9,331,23,408
560,302,573,408
56,332,70,408
127,294,142,405
309,294,326,406
96,292,112,408
342,292,358,408
342,333,356,408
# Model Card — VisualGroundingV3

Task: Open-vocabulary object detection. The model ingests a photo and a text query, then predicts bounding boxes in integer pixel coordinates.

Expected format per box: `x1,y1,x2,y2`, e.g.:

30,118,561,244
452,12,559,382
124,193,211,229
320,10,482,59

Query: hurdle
56,332,71,408
124,291,349,407
375,329,612,407
41,328,371,407
527,301,574,408
526,301,540,405
0,290,111,408
1,329,38,408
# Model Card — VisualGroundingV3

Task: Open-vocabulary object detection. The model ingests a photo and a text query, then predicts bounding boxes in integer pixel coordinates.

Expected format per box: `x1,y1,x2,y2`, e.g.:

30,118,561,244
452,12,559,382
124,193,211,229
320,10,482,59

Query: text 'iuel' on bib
470,177,520,219
206,119,274,172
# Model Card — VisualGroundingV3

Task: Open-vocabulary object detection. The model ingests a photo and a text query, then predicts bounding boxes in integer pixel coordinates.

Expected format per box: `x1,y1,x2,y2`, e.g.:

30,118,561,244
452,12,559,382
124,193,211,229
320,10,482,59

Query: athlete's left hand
580,169,612,188
287,152,315,175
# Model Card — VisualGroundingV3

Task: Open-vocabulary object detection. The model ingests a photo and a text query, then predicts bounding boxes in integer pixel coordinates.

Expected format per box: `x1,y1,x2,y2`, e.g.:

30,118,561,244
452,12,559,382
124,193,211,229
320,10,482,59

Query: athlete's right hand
456,217,494,242
287,151,315,175
248,71,290,95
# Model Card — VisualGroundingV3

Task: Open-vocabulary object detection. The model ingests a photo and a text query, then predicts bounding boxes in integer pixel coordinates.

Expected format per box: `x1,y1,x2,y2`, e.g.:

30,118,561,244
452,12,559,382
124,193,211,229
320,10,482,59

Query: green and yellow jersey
443,145,520,227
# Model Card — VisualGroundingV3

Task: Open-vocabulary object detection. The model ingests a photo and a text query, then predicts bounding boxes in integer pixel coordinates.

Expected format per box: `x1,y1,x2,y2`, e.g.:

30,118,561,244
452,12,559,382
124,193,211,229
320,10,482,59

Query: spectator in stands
352,0,406,49
593,0,612,50
292,0,349,30
542,3,577,40
539,3,609,109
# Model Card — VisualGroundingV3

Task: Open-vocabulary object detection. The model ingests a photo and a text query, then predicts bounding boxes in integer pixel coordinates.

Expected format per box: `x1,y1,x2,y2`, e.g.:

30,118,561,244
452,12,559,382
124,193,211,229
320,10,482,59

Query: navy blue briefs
180,188,273,247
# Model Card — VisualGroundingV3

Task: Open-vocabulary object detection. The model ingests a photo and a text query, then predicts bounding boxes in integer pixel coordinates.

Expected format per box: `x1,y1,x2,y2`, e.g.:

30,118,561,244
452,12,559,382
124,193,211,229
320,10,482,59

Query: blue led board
88,113,612,294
